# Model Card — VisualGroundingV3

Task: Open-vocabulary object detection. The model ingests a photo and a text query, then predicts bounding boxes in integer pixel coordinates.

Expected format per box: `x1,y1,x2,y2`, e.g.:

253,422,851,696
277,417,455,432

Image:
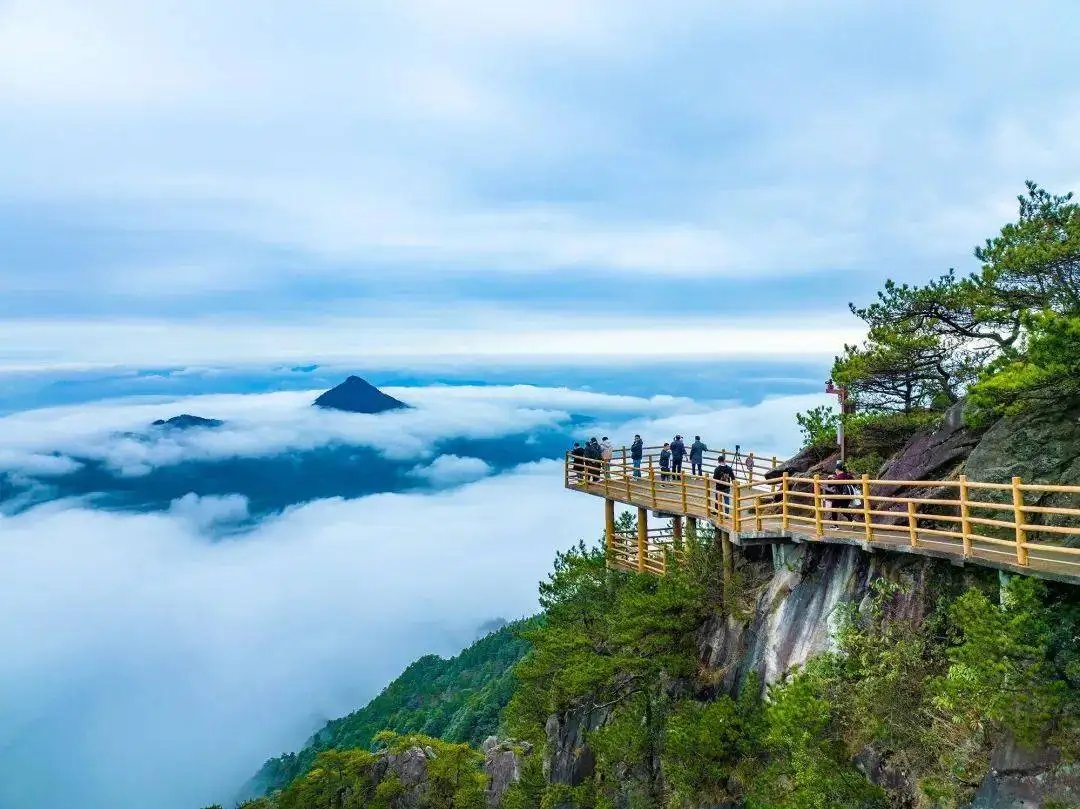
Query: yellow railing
565,446,1080,581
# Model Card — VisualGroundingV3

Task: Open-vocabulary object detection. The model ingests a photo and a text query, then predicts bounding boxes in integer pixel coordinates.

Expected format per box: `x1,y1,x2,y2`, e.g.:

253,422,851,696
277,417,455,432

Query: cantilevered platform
566,446,1080,585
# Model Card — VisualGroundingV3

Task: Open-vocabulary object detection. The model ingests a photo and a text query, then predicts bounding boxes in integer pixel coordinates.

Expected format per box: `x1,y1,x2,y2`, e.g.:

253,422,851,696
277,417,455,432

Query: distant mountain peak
151,414,225,429
313,376,408,414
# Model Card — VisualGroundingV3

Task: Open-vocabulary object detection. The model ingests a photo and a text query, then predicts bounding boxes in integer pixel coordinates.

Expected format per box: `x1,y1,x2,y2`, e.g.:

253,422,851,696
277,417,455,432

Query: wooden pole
649,457,657,508
687,516,698,543
605,498,616,556
906,501,918,547
813,474,823,536
732,480,741,533
637,506,648,573
862,474,873,542
673,516,683,548
781,473,790,531
564,452,570,488
624,448,632,501
755,496,763,531
747,452,755,483
958,474,972,558
681,471,688,513
1012,476,1028,567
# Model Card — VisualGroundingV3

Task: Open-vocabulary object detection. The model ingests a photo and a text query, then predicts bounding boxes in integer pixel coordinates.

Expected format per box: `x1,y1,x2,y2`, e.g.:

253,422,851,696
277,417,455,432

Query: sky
3,0,1080,371
3,2,1080,808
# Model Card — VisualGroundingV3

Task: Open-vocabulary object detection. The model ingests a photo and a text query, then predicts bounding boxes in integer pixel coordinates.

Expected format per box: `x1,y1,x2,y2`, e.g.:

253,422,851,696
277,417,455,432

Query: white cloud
0,312,861,372
409,455,492,486
0,461,603,809
168,493,250,530
0,383,821,479
3,0,1079,297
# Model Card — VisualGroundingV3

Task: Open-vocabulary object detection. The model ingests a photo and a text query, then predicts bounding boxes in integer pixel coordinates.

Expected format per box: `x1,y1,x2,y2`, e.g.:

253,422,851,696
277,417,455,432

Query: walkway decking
565,447,1080,584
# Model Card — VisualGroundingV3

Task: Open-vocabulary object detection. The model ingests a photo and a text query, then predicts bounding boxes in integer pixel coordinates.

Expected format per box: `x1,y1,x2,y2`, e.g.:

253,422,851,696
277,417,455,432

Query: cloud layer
0,462,602,809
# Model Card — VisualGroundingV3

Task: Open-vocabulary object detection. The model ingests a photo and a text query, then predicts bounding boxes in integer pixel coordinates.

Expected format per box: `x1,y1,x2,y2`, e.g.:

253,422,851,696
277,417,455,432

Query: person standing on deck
670,435,686,476
660,442,672,481
630,434,644,478
585,437,603,482
600,437,613,474
712,453,735,516
827,460,857,526
689,436,707,476
570,442,585,483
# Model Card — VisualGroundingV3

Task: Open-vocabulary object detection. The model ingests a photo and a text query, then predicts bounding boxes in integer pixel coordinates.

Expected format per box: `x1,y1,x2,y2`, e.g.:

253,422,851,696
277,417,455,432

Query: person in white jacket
600,436,613,476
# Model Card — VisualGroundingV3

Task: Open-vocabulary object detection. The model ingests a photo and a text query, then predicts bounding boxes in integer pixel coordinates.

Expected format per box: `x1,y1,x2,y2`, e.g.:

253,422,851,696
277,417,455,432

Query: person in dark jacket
659,442,672,481
585,437,603,482
570,442,585,483
689,436,707,475
826,460,857,526
670,435,686,476
630,434,644,478
712,454,735,516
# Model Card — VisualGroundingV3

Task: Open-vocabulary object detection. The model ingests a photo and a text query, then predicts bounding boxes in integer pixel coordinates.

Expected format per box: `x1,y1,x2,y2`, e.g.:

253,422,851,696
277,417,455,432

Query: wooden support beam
687,516,698,543
605,498,616,556
637,506,648,573
672,515,683,548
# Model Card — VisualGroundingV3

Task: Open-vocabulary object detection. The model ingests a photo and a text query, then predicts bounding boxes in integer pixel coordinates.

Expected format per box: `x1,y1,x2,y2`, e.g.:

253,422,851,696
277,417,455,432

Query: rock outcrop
483,736,530,808
698,543,937,694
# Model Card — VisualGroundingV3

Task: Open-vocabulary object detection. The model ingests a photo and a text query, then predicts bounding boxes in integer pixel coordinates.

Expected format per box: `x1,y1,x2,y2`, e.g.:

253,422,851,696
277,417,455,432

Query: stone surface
484,742,523,808
966,763,1080,808
544,705,613,786
964,407,1080,544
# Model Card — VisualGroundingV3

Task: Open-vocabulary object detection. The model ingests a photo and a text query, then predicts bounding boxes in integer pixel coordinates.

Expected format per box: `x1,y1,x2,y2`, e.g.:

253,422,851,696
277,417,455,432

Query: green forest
211,184,1080,808
243,618,536,799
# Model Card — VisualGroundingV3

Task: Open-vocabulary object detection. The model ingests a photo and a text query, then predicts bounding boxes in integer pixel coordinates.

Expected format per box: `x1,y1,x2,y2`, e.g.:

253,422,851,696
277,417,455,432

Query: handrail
564,447,1080,581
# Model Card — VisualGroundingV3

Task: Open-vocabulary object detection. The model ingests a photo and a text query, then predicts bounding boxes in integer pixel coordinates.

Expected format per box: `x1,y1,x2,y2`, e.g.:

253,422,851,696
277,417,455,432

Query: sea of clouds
0,382,830,809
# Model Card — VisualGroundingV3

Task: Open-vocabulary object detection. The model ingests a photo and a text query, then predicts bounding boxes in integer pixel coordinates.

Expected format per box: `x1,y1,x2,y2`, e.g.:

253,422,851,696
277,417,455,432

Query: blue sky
3,0,1080,372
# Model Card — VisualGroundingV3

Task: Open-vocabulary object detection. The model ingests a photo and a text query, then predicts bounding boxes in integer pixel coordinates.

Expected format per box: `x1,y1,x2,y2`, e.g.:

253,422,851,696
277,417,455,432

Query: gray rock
964,408,1080,545
545,705,612,785
485,746,522,808
966,763,1080,808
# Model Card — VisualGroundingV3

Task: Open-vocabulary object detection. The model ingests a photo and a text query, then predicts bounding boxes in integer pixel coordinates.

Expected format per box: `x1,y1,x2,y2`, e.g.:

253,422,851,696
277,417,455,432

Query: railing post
603,464,610,497
732,480,741,533
781,473,790,531
605,498,616,556
906,501,918,547
564,453,570,488
681,471,688,513
624,448,632,501
649,458,657,508
637,506,648,573
747,452,755,483
813,474,823,536
772,455,778,469
755,496,763,531
703,475,711,521
1012,476,1028,567
958,474,972,558
861,474,873,542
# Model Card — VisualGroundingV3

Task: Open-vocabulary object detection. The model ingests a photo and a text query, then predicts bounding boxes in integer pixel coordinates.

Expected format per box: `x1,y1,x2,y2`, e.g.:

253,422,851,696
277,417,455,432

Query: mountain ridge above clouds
313,376,409,414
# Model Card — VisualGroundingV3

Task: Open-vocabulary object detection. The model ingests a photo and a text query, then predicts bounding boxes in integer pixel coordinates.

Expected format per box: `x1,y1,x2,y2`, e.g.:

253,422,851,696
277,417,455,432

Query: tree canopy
833,182,1080,423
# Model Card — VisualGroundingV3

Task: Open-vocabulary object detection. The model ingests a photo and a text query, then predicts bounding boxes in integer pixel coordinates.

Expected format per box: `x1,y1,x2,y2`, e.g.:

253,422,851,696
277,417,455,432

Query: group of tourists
568,434,740,513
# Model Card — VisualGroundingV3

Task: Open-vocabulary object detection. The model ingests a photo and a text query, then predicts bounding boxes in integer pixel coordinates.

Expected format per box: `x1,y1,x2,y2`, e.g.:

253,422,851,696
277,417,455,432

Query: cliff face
698,543,935,694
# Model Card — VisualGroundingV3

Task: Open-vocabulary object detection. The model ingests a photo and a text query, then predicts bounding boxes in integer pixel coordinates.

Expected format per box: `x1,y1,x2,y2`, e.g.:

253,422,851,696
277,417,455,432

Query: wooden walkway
565,446,1080,584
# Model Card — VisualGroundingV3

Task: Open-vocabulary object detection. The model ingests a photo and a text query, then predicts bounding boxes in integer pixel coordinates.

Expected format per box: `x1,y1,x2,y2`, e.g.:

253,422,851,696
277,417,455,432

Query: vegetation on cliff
244,620,534,799
800,182,1080,469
